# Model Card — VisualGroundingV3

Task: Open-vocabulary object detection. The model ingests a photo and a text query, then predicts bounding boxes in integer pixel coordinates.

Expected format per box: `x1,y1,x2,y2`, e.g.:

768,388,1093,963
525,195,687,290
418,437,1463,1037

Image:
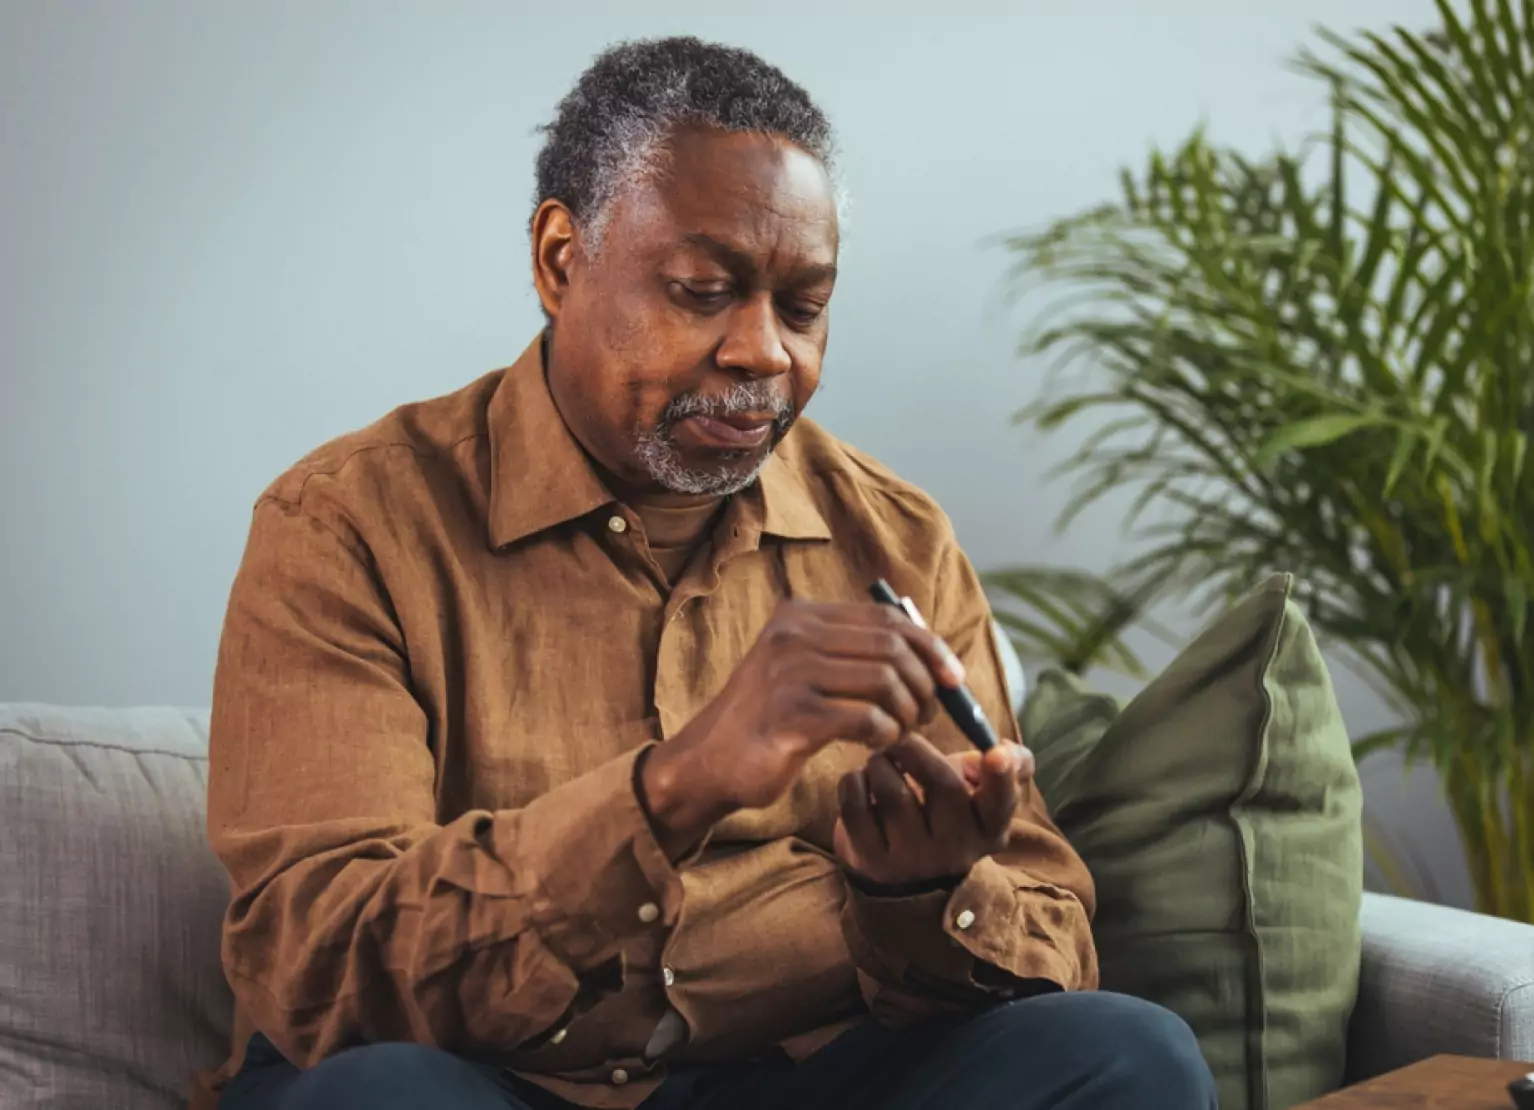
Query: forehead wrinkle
596,137,837,286
668,135,833,246
704,185,838,278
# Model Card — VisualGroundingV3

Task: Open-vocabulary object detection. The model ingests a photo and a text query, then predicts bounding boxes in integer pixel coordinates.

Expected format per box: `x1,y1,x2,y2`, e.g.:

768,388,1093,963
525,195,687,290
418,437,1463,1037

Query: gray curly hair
533,36,842,251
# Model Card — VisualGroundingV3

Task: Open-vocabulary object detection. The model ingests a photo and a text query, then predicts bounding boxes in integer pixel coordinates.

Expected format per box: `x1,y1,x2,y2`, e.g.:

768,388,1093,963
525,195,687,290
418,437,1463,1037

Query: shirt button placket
654,588,699,740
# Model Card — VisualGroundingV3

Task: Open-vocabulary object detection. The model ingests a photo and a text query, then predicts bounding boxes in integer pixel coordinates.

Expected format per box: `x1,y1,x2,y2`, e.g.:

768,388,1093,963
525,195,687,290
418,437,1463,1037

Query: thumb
973,743,1027,838
1013,742,1036,783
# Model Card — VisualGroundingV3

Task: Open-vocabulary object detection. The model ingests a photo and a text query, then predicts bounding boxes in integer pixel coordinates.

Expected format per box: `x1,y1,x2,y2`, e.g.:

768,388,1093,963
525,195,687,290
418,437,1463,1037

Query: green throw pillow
1019,573,1363,1110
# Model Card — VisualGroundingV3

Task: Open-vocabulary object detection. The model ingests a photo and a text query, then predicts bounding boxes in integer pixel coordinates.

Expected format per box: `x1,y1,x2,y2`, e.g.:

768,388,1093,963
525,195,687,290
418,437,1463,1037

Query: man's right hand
638,599,967,857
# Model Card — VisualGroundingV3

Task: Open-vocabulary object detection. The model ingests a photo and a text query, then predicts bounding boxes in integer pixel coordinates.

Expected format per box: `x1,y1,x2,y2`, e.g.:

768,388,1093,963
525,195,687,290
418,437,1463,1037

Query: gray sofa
3,696,1533,1109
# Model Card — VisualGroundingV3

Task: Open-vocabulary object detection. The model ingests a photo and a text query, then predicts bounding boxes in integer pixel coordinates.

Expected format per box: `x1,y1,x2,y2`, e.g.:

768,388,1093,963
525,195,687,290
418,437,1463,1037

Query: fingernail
1011,745,1028,772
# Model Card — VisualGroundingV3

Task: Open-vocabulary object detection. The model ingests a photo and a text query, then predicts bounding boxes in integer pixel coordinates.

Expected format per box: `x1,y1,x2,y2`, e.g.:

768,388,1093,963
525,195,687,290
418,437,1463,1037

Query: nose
715,292,792,379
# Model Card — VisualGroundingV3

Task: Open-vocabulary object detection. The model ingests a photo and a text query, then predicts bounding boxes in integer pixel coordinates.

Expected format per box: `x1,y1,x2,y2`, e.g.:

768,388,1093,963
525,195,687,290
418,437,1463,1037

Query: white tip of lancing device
898,596,928,629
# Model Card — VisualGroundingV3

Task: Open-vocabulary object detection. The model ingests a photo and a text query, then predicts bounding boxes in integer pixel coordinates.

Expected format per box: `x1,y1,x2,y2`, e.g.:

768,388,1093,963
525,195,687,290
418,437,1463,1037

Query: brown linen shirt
199,337,1099,1109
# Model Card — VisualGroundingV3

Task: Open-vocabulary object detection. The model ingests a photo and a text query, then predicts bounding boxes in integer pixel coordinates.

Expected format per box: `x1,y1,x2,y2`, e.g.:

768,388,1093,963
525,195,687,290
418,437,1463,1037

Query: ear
531,199,581,320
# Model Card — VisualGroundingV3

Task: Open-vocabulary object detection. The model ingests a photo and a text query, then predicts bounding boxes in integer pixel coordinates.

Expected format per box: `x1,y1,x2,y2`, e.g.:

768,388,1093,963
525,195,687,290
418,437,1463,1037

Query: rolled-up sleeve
207,497,681,1066
841,527,1099,1022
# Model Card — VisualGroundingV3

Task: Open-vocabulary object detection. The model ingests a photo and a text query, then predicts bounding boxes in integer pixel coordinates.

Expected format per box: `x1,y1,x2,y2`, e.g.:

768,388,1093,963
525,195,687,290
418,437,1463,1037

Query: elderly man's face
534,126,839,496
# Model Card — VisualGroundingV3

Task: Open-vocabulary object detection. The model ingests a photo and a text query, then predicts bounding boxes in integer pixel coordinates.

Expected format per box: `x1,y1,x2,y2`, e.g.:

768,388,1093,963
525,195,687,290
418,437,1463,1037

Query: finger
832,817,859,871
810,626,939,724
804,658,923,732
838,769,886,857
950,750,984,789
887,735,971,838
973,743,1024,840
795,602,966,687
866,752,926,849
886,734,969,801
804,697,903,750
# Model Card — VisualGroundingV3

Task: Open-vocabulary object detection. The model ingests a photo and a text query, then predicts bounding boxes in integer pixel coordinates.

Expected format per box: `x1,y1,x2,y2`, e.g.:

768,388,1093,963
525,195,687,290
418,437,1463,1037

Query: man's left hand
833,733,1034,888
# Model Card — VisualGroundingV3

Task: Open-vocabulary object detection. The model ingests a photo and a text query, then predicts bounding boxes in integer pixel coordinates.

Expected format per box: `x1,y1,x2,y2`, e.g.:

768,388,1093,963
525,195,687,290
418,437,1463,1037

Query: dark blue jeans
219,991,1216,1110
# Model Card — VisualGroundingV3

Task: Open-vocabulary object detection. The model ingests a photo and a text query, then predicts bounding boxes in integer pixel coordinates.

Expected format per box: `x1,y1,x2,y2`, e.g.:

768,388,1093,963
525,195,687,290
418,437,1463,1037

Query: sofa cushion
1018,573,1364,1110
0,704,231,1110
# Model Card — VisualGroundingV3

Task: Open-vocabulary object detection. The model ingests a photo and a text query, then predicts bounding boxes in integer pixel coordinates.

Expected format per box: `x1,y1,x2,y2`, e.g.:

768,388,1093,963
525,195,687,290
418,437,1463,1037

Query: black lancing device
867,578,999,752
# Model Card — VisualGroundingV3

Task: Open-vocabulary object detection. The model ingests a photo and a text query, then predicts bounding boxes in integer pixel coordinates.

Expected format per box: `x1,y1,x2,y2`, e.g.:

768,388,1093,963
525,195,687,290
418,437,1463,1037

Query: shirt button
549,1027,568,1045
662,966,676,987
955,909,976,930
637,902,660,924
607,515,628,534
611,1067,630,1086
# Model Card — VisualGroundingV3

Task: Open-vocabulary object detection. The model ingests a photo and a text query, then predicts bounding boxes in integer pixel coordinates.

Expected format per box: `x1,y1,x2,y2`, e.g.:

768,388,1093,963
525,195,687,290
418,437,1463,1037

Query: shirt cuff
505,744,685,971
846,856,1095,993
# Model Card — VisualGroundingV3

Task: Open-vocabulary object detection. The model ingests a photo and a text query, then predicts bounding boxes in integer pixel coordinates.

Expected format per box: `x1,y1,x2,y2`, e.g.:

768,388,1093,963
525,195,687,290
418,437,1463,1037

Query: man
203,35,1215,1110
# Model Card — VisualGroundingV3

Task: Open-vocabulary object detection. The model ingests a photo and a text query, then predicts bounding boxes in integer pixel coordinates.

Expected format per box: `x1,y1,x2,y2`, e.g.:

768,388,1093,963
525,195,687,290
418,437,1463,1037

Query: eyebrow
682,232,838,285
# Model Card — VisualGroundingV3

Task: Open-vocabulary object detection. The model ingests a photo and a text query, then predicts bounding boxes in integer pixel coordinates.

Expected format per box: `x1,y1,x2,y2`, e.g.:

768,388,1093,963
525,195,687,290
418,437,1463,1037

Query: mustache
658,381,795,433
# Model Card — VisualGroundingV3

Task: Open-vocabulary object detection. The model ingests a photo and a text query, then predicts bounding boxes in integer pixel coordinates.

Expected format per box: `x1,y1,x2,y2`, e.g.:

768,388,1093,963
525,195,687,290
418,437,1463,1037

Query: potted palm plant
989,0,1534,922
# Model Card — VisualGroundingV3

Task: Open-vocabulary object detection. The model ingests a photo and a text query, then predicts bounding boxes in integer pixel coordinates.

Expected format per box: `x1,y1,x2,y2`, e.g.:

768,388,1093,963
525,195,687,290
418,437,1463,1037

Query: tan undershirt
625,492,724,585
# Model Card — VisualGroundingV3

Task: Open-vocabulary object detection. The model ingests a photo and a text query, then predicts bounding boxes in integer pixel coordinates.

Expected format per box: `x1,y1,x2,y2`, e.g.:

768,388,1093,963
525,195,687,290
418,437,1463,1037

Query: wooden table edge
1293,1055,1534,1107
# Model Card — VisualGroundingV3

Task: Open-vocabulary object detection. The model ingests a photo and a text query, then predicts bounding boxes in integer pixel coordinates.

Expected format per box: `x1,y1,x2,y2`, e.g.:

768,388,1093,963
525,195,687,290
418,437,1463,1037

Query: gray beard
633,380,795,496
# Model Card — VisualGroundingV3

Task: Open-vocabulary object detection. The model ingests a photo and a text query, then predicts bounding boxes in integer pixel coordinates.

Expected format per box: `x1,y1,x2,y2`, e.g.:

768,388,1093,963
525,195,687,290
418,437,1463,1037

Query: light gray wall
1,0,1466,903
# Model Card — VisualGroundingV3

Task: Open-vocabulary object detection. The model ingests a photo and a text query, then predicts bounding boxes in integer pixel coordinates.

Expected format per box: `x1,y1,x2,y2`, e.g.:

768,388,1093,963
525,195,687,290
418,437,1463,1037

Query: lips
677,414,776,450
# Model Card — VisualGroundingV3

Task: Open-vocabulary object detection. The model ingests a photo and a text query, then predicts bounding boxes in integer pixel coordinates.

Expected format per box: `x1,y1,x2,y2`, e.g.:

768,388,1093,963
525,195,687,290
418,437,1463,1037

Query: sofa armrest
991,619,1027,717
1346,891,1534,1081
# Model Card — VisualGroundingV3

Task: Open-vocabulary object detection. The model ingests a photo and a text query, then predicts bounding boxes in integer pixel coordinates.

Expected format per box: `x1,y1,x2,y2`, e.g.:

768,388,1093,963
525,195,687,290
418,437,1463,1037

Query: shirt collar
487,337,614,550
487,335,832,549
755,449,832,541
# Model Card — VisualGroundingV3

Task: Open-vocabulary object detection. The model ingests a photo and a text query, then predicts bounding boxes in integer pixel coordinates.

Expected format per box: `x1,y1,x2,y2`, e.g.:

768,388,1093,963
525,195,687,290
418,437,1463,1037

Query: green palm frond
981,565,1179,679
999,0,1534,921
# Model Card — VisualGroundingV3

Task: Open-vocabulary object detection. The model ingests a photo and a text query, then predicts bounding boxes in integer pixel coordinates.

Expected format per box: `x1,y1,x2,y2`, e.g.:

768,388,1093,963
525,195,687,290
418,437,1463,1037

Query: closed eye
779,299,828,328
673,282,733,312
